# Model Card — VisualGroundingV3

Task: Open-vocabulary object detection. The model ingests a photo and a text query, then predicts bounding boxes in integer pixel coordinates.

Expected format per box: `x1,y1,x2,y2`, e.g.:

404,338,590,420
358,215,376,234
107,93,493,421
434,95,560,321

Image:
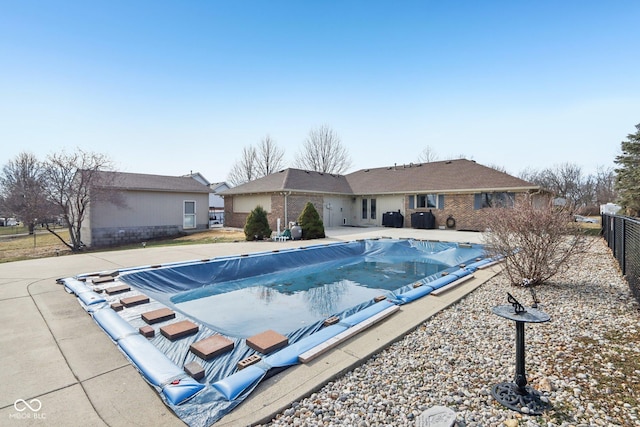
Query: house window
362,199,368,219
184,200,196,229
371,198,376,219
416,194,438,208
474,192,514,209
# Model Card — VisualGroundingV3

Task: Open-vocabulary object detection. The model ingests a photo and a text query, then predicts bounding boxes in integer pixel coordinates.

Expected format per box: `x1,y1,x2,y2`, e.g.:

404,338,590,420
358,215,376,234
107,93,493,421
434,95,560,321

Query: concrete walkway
0,227,497,426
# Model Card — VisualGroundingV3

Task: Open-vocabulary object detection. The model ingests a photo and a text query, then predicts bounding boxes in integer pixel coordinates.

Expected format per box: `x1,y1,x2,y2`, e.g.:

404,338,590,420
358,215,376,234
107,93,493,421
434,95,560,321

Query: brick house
81,171,212,247
221,159,540,232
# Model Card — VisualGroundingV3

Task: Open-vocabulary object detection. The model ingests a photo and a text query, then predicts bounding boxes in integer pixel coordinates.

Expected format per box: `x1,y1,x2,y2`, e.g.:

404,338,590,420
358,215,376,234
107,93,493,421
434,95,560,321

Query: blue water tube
93,307,138,342
63,277,204,405
394,284,436,304
212,300,397,400
62,278,107,308
396,273,456,303
212,324,349,400
118,334,205,405
464,256,501,270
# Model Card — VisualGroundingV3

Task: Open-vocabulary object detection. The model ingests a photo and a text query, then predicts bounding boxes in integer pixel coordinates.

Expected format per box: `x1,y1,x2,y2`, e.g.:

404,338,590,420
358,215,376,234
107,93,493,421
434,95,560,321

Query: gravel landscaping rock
257,238,640,426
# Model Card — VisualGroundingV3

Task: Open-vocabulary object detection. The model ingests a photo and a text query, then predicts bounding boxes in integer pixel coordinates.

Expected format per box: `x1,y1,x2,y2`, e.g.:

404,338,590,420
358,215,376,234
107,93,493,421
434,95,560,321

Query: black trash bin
424,210,435,229
411,212,426,229
383,211,404,228
411,210,436,229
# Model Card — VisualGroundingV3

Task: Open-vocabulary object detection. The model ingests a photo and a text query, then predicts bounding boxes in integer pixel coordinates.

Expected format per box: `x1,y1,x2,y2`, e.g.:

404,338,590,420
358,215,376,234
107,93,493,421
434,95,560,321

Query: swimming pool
61,238,493,426
121,239,471,337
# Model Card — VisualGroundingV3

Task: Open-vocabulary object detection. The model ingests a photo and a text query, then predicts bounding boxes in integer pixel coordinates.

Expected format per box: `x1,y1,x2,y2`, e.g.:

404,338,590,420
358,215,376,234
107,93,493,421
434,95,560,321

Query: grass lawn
0,227,246,264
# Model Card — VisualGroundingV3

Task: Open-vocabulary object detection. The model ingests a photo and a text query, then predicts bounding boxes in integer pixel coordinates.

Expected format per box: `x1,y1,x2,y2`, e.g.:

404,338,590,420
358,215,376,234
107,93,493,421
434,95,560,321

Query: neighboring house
184,172,230,226
207,182,230,226
82,171,211,247
221,159,540,232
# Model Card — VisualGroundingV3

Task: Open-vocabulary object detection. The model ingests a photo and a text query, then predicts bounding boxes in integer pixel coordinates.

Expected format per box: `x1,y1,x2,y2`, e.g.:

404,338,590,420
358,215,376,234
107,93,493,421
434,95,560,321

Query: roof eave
94,185,211,193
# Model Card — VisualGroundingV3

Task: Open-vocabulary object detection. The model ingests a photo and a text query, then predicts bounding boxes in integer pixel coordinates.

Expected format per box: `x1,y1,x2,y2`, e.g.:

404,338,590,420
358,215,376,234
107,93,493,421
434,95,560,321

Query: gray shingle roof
221,169,354,195
94,171,212,193
221,159,537,196
346,159,537,194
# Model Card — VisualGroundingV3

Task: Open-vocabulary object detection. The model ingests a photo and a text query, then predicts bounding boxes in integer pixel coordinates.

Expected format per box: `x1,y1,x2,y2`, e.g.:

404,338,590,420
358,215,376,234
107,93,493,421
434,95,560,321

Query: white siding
354,195,404,226
376,196,405,218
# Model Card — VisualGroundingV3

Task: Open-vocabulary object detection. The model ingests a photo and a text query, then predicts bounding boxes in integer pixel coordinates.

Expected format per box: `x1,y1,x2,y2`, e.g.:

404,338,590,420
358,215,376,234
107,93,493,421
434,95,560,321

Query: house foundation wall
90,224,206,247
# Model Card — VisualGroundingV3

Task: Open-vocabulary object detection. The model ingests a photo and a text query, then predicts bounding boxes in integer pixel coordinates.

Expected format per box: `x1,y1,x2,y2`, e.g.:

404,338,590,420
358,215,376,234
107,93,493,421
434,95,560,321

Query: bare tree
255,135,285,177
593,166,617,205
294,125,352,174
227,146,258,186
521,163,590,208
518,167,542,183
0,152,54,233
43,149,119,251
487,163,509,173
418,146,439,163
522,164,617,214
482,194,590,287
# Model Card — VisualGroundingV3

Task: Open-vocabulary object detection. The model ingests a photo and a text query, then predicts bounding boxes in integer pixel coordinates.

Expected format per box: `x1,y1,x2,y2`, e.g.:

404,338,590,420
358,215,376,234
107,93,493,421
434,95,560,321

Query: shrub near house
298,202,325,239
244,205,272,241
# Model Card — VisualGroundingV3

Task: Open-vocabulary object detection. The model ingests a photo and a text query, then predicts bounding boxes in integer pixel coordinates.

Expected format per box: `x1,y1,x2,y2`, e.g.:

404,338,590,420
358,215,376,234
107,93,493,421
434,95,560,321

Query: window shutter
438,194,445,209
408,195,415,209
474,194,482,210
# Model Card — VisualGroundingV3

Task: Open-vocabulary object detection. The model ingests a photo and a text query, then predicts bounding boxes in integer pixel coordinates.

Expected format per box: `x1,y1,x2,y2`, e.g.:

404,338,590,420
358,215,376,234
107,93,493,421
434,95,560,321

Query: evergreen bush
244,205,272,241
297,202,325,239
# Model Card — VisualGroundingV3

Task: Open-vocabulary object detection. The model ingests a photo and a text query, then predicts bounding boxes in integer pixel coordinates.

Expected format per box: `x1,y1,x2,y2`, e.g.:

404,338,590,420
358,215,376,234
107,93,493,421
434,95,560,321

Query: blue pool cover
60,238,495,426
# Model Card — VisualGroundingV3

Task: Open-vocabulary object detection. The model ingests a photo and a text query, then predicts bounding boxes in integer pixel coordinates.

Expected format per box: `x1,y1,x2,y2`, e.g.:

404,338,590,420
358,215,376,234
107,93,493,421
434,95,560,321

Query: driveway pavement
0,227,492,426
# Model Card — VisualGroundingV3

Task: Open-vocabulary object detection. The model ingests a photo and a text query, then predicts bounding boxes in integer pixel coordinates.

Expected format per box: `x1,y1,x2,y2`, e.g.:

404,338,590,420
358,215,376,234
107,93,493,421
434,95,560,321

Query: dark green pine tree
244,205,272,241
614,123,640,216
297,202,325,239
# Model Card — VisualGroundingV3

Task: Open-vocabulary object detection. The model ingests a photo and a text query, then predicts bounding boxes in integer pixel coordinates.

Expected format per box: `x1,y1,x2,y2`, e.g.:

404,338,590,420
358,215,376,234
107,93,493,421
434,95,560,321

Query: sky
1,1,639,183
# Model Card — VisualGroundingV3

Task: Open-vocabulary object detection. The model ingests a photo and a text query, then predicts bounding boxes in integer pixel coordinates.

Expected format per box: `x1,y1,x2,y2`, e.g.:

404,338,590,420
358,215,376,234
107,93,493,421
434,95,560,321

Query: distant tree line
515,122,640,216
519,163,617,215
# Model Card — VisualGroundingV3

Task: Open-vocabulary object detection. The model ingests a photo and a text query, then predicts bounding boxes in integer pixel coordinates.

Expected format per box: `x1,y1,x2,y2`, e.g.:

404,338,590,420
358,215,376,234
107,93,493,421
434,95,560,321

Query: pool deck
0,227,498,426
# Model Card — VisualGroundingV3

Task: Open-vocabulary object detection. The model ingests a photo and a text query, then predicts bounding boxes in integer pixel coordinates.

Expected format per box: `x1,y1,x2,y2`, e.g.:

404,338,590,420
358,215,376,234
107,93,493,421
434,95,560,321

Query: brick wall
224,194,325,232
405,192,530,231
286,194,323,226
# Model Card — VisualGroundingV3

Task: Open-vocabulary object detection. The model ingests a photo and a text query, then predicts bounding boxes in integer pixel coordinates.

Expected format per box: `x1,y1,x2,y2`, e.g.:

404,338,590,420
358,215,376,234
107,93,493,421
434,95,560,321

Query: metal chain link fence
602,214,640,304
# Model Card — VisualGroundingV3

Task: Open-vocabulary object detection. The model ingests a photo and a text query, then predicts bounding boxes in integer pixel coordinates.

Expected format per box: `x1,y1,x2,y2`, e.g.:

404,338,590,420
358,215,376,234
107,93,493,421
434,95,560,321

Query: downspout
282,191,291,227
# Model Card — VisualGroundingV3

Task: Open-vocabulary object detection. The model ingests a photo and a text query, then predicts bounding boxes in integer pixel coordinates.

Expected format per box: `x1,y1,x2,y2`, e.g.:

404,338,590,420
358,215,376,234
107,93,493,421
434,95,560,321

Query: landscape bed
61,238,495,426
